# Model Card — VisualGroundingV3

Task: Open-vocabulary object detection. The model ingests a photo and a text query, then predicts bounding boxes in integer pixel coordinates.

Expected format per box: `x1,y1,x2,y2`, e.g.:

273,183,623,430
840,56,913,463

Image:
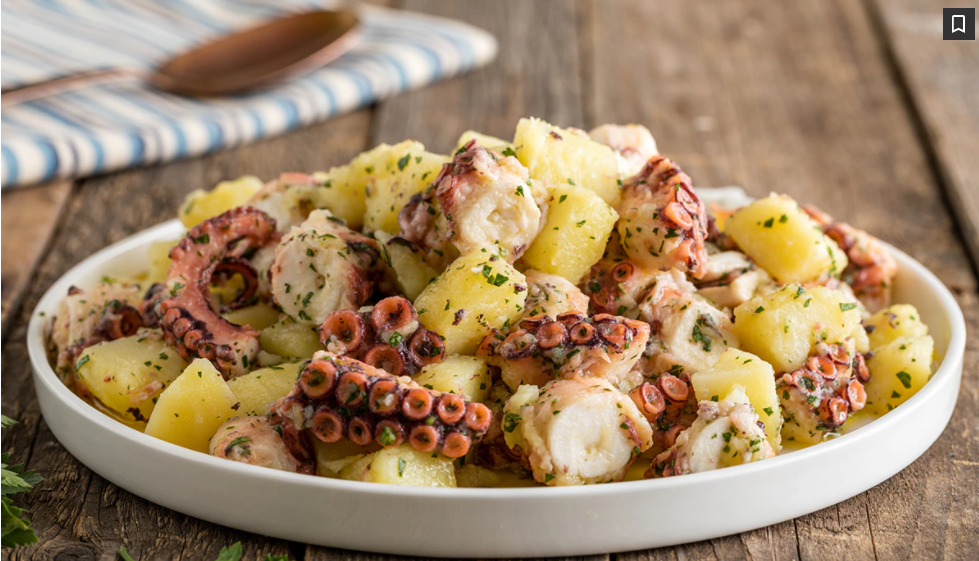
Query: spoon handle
1,68,143,108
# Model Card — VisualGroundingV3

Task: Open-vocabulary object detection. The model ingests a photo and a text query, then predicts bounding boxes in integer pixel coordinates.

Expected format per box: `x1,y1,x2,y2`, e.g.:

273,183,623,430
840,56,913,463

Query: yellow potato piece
144,358,241,452
368,446,457,487
865,304,929,350
226,361,302,416
179,176,264,228
413,251,527,355
691,348,781,450
413,355,493,402
864,335,934,416
514,118,622,205
75,335,187,423
375,230,439,300
733,284,861,372
362,140,449,235
522,185,619,284
221,302,281,331
725,194,847,283
259,319,323,360
455,130,511,152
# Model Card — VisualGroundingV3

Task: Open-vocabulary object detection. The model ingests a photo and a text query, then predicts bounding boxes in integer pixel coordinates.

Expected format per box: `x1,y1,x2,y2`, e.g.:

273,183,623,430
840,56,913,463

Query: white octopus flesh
504,377,653,486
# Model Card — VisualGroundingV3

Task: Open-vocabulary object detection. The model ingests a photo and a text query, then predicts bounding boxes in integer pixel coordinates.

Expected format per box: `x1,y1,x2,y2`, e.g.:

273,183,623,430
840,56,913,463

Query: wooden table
3,1,977,559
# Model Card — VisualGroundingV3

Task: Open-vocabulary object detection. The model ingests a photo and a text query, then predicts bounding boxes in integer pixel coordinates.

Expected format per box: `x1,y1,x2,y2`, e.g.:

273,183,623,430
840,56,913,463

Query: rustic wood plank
370,0,585,153
866,0,979,271
0,109,375,561
0,181,72,335
588,0,978,560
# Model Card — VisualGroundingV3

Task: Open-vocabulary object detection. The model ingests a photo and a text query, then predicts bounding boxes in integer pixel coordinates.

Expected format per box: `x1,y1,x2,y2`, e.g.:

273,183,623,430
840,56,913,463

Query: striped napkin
0,0,497,188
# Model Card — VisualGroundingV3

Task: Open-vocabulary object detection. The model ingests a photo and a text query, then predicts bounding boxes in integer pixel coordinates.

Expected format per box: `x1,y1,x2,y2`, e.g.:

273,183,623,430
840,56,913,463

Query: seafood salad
47,118,936,488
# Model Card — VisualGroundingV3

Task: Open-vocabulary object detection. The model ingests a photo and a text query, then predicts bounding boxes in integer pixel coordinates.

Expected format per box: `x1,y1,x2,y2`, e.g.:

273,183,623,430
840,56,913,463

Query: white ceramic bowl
28,218,965,558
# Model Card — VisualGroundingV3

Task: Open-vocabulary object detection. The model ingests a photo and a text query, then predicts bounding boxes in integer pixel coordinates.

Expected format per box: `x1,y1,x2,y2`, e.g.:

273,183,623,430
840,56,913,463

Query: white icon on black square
944,8,975,40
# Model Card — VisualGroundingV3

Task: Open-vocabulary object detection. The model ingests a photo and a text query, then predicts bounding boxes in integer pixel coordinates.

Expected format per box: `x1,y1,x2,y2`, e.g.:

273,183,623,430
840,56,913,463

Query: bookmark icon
944,9,975,40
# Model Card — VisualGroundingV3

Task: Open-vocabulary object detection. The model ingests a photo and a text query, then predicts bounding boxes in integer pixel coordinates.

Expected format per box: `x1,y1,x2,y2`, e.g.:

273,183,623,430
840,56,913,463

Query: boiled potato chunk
314,440,381,478
514,118,622,205
733,284,861,372
521,185,619,284
864,335,934,415
147,239,180,284
222,302,281,331
413,355,492,402
865,304,929,350
369,446,457,487
179,176,264,228
375,230,439,300
363,141,449,234
725,194,847,283
75,335,188,423
456,130,511,152
144,359,241,452
259,319,322,359
226,361,302,416
691,349,781,450
413,251,527,355
309,144,395,230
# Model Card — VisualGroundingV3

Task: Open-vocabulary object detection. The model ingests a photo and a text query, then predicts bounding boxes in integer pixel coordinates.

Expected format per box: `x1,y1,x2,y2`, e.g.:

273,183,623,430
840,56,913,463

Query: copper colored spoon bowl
1,9,361,106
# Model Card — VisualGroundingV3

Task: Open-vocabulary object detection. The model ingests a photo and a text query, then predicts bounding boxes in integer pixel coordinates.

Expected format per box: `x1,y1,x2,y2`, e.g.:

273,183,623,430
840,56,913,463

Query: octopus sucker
803,205,897,312
615,156,709,278
580,233,664,319
157,206,277,378
318,296,445,376
503,377,654,486
778,340,868,445
270,351,491,459
478,311,651,392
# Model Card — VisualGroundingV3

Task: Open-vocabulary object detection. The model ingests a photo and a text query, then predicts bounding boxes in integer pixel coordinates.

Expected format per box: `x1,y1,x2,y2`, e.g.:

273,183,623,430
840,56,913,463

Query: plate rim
26,216,968,501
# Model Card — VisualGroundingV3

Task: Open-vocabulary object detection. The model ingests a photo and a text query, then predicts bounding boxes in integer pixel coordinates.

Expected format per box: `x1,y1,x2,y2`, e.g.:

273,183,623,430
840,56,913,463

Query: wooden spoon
1,9,360,107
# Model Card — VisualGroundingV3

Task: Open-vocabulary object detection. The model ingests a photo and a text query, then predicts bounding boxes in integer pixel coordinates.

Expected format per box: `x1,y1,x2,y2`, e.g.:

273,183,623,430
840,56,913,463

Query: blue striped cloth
0,0,497,188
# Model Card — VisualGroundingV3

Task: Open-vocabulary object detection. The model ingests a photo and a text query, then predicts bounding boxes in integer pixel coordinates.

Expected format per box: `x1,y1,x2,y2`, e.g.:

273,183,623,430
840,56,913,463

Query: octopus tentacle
318,296,445,376
778,341,867,443
478,311,651,391
615,156,709,278
270,352,491,458
212,257,260,312
803,205,897,312
158,206,277,378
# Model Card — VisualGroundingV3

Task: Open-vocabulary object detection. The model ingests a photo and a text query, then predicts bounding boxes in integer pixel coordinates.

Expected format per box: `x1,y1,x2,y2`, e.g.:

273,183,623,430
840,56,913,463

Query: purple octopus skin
318,295,446,377
270,352,493,459
156,206,278,379
477,311,651,391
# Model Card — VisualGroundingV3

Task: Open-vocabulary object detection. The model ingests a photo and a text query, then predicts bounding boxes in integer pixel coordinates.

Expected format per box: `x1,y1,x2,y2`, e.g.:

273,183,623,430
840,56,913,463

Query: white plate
28,207,966,558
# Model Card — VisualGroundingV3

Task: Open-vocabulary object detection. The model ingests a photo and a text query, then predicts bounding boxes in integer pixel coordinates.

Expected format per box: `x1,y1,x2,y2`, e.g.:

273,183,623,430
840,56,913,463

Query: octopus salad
47,118,937,488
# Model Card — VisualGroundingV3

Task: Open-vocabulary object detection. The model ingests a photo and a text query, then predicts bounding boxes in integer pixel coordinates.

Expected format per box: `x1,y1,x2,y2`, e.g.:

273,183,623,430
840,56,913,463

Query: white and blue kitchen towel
0,0,497,188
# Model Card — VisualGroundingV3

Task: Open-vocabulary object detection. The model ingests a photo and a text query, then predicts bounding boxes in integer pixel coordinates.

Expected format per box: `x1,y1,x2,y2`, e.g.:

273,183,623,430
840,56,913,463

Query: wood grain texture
0,181,72,335
865,0,979,272
587,0,978,560
371,0,585,153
